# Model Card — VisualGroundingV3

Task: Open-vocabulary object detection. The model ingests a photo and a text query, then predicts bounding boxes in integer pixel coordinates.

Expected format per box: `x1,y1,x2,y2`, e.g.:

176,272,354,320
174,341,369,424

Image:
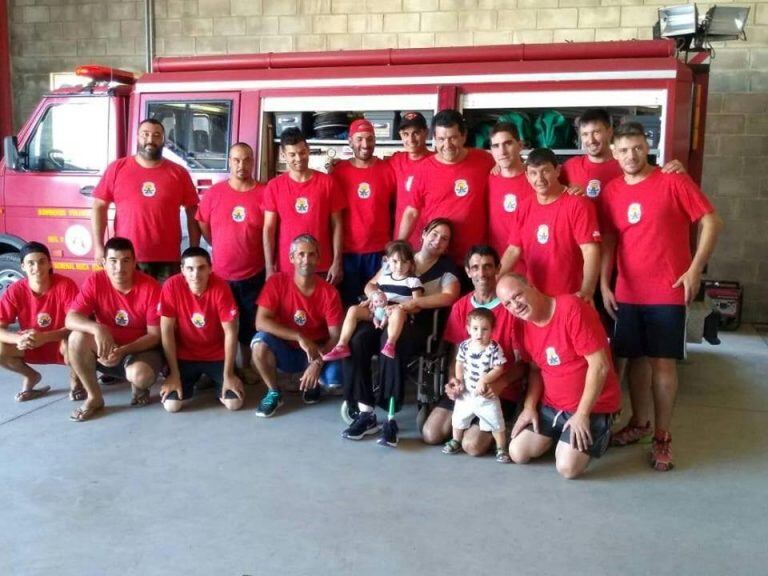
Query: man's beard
138,143,163,161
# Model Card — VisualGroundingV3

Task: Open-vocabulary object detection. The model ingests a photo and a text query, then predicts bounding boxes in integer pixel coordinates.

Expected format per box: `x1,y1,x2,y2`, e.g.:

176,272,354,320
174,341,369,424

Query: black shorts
613,303,686,360
97,349,165,380
436,395,517,424
228,271,266,346
526,404,615,458
165,360,237,401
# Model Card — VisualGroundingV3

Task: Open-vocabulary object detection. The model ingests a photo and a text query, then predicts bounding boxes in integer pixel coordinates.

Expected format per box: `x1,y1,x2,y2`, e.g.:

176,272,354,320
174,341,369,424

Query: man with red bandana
332,119,396,305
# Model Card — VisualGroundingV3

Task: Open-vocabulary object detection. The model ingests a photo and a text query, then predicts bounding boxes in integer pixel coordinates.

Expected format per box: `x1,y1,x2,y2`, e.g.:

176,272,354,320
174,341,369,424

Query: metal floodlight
657,4,699,37
703,6,751,41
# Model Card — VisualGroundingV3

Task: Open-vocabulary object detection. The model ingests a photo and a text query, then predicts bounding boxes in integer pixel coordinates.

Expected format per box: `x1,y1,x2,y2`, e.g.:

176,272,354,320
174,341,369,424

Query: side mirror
3,136,21,170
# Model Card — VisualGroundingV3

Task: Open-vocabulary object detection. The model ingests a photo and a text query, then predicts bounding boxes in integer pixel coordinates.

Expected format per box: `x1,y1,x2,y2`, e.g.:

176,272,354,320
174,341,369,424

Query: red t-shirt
389,151,434,249
69,270,161,346
507,192,601,296
519,295,620,414
0,274,78,364
257,272,343,345
159,273,238,362
488,172,534,274
600,169,714,305
93,157,199,262
409,148,495,264
443,293,525,402
196,181,266,281
263,171,346,274
560,155,623,201
332,159,396,254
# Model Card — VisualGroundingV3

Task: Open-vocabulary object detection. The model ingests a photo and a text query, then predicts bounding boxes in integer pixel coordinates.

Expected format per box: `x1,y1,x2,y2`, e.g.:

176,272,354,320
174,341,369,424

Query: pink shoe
322,344,351,362
380,342,396,359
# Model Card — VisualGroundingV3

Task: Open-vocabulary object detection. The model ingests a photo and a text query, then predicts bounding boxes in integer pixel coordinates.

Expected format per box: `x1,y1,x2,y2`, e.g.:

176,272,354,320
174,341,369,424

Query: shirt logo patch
592,230,602,241
405,176,414,192
293,310,307,326
586,179,602,198
545,346,561,366
115,309,130,327
454,179,469,197
295,197,309,214
232,206,246,222
503,193,518,213
191,312,206,328
628,202,642,225
536,224,550,245
141,182,156,198
36,312,52,328
357,182,371,199
229,307,238,320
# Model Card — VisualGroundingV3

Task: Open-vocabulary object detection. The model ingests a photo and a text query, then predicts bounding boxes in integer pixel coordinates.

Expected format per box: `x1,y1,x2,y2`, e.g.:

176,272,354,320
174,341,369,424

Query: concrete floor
0,327,766,576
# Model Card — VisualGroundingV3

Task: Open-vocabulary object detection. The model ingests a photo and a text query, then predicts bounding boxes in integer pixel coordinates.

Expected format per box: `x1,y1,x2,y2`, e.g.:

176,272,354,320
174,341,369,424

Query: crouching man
497,274,620,479
65,237,163,422
159,247,244,412
0,242,79,402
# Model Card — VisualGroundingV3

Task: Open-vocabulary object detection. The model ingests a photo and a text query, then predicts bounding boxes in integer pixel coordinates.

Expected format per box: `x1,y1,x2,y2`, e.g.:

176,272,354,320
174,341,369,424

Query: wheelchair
339,308,451,432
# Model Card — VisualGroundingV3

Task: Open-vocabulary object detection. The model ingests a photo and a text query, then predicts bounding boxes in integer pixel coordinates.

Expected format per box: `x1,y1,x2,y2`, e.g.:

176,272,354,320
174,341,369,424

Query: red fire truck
0,39,710,292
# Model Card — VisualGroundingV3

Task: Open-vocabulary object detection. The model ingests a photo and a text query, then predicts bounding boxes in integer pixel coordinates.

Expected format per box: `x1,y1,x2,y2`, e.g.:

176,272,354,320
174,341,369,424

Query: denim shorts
251,331,341,387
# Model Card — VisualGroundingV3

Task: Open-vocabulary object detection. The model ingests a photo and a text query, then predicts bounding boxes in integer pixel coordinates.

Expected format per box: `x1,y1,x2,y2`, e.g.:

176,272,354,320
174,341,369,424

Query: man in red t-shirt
389,111,433,249
421,245,527,456
92,118,201,281
263,128,345,284
332,119,396,305
251,234,344,418
398,109,495,274
500,148,602,300
66,237,164,422
497,274,620,479
0,242,79,402
158,247,243,414
600,123,722,472
197,142,265,373
487,122,534,268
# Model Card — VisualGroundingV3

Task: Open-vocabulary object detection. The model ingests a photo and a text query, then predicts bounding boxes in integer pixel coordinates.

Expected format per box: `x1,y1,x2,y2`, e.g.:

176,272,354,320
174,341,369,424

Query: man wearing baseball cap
389,112,433,249
332,118,396,305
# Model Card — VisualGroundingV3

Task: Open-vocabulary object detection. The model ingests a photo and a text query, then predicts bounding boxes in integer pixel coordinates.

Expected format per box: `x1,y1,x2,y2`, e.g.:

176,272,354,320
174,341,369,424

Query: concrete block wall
7,0,768,321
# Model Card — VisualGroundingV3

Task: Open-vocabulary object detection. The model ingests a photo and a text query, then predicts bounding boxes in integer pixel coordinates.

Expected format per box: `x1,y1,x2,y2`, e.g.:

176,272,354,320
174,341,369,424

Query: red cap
349,118,375,136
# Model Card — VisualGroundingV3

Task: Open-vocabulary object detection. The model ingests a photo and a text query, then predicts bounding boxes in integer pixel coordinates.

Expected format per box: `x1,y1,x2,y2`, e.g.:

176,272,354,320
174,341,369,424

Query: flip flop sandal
15,385,51,402
69,385,87,402
69,403,104,422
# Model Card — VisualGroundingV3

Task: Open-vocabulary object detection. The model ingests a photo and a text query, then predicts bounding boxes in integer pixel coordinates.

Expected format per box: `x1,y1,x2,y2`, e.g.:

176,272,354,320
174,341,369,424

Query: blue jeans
251,331,341,387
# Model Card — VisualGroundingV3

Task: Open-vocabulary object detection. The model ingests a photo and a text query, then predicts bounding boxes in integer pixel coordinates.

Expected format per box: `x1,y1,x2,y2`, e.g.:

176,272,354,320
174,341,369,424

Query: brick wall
8,0,768,320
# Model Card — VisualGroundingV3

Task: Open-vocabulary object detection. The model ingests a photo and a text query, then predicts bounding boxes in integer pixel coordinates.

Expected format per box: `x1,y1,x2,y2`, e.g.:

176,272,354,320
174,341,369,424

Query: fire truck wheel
0,253,24,297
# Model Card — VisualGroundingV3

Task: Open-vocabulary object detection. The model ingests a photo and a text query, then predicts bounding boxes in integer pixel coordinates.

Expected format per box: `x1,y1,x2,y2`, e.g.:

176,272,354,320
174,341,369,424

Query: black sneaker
255,389,283,418
377,419,399,447
342,412,380,440
302,386,322,405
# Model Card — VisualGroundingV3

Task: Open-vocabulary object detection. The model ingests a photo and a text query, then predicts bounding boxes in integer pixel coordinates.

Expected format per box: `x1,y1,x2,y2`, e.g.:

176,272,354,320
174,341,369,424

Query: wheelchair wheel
340,400,357,425
416,402,431,433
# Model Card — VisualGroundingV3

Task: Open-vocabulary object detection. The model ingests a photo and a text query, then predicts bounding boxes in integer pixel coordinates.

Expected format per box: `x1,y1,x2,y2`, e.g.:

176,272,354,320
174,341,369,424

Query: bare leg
421,407,453,444
554,440,592,479
126,357,158,406
60,340,82,394
338,306,371,346
492,428,507,451
462,424,494,456
452,427,465,442
626,357,654,426
251,342,279,391
385,307,407,345
67,331,104,410
0,342,42,395
648,357,678,432
509,429,552,463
